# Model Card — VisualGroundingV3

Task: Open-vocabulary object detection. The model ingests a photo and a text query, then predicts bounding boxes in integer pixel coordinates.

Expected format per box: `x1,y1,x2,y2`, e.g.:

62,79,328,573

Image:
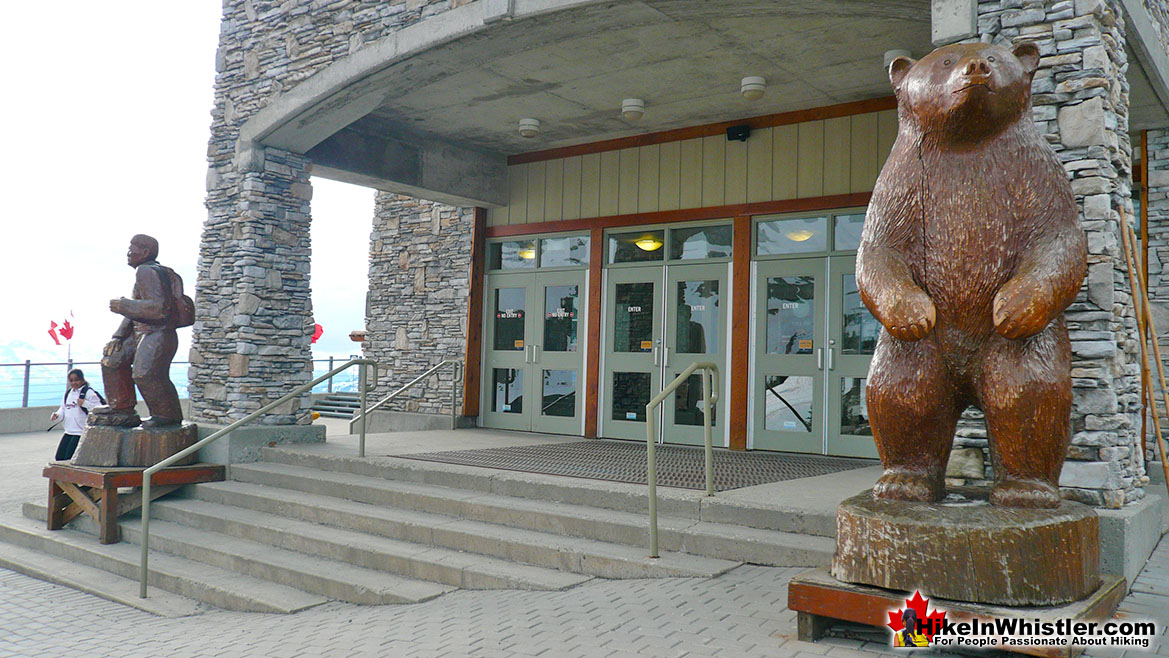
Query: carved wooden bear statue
856,41,1087,508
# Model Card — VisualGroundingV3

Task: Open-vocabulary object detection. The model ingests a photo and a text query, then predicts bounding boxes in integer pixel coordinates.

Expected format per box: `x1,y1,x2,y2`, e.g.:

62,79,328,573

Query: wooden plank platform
44,462,225,544
788,568,1126,658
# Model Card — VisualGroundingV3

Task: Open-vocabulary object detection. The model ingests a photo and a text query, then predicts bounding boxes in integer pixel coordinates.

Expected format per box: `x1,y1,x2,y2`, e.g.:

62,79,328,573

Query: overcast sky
0,3,374,366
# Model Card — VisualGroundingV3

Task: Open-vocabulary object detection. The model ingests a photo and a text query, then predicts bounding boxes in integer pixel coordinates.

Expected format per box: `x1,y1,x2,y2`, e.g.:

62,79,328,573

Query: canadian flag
48,313,75,346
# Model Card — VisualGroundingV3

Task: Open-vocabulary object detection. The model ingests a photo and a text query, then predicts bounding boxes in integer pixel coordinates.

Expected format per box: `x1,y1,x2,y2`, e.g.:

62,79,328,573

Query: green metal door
752,258,825,452
661,263,728,446
529,270,586,435
602,266,662,440
825,255,879,458
482,273,537,431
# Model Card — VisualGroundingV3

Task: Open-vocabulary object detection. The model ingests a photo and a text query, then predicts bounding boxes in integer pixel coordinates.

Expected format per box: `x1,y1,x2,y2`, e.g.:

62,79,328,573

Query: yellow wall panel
508,163,527,225
638,145,660,213
486,206,503,227
562,155,582,220
747,127,773,203
526,160,546,223
725,136,748,205
618,148,639,215
772,124,798,200
580,152,601,218
544,158,563,222
822,116,851,196
877,109,898,169
849,113,879,193
599,150,620,217
797,120,824,198
658,141,681,211
679,138,703,208
701,135,725,207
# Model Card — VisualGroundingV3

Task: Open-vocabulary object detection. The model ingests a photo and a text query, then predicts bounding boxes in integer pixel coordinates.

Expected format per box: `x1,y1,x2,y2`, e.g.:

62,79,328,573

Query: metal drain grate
399,440,874,492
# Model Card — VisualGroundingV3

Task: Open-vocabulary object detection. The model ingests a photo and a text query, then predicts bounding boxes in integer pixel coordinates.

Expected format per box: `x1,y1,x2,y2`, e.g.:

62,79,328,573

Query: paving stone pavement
0,429,1165,657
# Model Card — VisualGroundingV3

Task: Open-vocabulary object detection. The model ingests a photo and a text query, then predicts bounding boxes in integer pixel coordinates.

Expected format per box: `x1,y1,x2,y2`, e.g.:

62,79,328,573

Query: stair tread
152,497,590,590
0,540,203,618
195,477,738,576
230,461,833,549
0,515,327,613
120,516,453,603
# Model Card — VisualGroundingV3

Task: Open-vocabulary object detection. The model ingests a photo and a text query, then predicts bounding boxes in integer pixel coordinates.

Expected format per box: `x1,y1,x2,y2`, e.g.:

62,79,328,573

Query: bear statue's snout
963,58,991,77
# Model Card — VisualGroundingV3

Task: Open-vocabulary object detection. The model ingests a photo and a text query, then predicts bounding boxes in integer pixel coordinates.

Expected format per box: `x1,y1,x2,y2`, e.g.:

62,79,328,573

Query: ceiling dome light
786,229,815,242
518,118,541,138
634,236,663,251
740,76,766,100
621,98,645,122
517,247,536,260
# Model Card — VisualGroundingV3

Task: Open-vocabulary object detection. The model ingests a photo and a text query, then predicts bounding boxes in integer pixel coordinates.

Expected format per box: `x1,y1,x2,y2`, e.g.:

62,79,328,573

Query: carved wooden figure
856,42,1087,508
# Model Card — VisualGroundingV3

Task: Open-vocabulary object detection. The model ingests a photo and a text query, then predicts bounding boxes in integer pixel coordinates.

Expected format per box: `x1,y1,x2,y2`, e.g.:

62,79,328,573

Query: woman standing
49,369,105,461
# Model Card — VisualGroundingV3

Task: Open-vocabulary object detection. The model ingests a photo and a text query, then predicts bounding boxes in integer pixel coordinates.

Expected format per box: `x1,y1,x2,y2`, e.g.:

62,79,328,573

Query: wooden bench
44,462,226,544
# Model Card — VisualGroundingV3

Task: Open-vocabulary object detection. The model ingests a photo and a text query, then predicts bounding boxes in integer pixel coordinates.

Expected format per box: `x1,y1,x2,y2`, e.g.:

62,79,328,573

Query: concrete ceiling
349,0,934,155
1129,44,1169,132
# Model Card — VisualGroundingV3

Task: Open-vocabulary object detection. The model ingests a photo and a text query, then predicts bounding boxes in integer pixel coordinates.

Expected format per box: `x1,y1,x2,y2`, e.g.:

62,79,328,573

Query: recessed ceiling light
740,77,766,100
518,118,541,138
621,98,645,122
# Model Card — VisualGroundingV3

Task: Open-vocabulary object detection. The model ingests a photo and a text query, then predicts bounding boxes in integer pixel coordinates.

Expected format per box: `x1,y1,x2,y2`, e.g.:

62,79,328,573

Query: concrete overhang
1122,0,1169,131
239,0,934,206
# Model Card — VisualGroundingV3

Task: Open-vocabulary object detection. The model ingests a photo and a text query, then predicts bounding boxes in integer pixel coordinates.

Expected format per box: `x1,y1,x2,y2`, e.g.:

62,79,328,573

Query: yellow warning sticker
798,339,813,350
640,340,653,351
514,339,524,348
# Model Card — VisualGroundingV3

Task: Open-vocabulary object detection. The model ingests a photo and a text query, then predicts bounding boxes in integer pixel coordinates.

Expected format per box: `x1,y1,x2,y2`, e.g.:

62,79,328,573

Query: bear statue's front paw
873,469,944,502
993,280,1051,340
884,294,936,342
990,478,1061,508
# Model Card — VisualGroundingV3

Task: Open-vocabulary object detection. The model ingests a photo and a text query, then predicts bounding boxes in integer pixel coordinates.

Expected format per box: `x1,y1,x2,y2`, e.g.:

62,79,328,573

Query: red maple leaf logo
887,591,946,641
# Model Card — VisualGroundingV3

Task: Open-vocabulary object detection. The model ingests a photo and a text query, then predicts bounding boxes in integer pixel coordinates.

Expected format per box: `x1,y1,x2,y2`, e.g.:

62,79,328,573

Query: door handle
653,346,661,367
525,345,533,364
663,346,670,367
827,347,835,371
817,347,824,370
533,345,540,363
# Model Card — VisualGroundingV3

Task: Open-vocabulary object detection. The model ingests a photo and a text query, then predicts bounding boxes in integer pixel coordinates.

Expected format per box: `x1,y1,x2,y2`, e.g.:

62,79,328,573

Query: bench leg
99,486,119,544
797,611,832,642
47,480,64,531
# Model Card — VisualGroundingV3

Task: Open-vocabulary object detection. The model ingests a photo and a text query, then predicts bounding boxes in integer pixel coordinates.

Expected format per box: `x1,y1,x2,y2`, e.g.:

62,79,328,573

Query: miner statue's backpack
152,265,196,329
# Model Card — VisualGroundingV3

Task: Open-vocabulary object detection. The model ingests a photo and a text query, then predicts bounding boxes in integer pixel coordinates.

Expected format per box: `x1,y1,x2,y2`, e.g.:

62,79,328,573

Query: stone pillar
957,0,1146,508
1145,128,1169,462
362,193,473,417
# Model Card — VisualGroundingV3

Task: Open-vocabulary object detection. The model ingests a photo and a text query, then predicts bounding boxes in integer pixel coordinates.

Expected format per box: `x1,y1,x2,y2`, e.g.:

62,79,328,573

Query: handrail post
21,360,30,408
703,368,714,497
358,361,368,458
327,356,334,393
450,363,459,430
140,472,151,598
646,399,658,559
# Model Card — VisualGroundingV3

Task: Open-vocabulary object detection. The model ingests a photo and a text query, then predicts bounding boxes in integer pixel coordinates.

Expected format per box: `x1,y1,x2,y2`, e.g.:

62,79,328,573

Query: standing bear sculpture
856,41,1087,508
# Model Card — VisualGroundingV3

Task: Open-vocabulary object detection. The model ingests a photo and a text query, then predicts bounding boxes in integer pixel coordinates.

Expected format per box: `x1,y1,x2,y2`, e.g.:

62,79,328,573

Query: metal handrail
139,357,377,598
348,359,463,456
645,361,720,558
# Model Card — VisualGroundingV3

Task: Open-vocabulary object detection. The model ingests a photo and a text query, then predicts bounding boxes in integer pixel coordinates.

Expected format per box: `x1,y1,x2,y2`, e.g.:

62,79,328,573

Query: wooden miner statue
90,234,193,429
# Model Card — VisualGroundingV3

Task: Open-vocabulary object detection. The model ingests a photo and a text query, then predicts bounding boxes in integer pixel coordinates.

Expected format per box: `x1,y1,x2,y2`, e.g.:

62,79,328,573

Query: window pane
841,377,871,436
544,285,579,352
673,373,716,427
612,372,651,422
542,369,577,417
757,217,827,255
609,230,665,263
833,213,865,251
766,276,815,354
670,225,732,260
676,280,719,354
540,236,590,268
764,375,813,432
492,368,523,414
614,282,654,353
493,288,526,351
489,240,537,269
841,275,879,355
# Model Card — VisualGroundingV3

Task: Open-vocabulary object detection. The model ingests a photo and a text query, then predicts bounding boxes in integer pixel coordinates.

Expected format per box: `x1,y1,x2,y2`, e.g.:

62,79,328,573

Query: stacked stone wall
1145,128,1169,462
362,194,472,415
948,0,1147,507
192,0,467,425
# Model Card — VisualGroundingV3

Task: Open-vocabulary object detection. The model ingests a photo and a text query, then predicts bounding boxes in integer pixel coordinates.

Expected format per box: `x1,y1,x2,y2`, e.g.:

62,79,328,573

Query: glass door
826,255,879,457
662,263,727,446
602,266,662,440
531,270,585,434
752,258,825,452
482,273,536,431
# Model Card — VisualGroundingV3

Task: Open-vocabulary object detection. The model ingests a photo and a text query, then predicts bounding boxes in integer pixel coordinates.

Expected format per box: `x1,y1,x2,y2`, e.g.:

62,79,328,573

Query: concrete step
0,540,203,618
150,496,591,591
4,511,326,614
314,411,354,419
190,479,739,578
313,401,359,411
227,462,833,566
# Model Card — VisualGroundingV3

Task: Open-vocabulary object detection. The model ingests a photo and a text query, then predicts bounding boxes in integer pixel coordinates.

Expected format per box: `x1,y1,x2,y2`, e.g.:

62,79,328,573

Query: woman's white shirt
55,388,103,435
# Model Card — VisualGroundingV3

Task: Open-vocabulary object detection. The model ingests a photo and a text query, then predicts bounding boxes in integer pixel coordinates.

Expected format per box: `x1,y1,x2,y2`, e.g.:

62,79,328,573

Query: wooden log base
832,489,1100,605
789,568,1126,658
44,462,225,544
73,421,199,467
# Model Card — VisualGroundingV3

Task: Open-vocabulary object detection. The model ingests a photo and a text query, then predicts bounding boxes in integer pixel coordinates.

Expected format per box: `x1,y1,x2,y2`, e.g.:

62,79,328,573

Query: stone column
1145,128,1169,462
960,0,1146,508
361,193,473,419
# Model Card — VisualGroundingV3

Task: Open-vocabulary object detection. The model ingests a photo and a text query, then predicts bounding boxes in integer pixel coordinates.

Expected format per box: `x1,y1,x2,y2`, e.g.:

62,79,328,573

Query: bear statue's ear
1012,41,1040,76
888,56,916,89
